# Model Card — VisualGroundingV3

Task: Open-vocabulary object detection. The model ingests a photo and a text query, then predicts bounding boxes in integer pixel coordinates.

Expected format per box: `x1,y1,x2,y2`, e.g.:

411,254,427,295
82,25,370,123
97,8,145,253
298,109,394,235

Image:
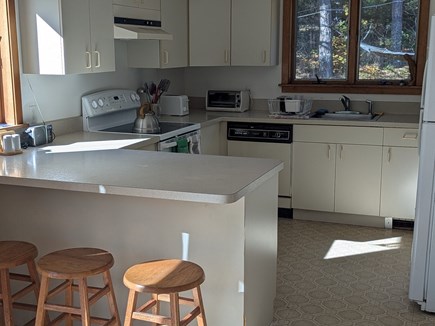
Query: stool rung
158,293,195,306
12,302,37,311
12,282,36,301
47,280,71,299
180,306,201,326
71,283,104,294
44,302,81,315
9,272,32,282
89,285,110,306
71,313,114,325
136,298,157,313
132,311,172,324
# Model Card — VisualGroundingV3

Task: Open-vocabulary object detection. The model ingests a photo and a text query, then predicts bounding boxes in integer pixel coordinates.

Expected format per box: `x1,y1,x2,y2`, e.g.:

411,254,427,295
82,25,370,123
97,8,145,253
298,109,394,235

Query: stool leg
192,286,207,326
124,289,138,326
35,275,49,326
102,270,121,325
78,278,91,326
27,260,50,326
0,269,13,326
65,280,73,326
152,293,160,326
169,293,180,326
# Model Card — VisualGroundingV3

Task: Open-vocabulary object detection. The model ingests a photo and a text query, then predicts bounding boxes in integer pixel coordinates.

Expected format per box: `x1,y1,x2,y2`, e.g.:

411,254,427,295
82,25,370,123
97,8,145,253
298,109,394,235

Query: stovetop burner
102,121,197,134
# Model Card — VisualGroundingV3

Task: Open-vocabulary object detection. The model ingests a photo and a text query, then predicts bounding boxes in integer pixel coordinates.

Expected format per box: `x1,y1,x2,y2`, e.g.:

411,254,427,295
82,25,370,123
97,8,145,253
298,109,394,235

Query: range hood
114,17,173,41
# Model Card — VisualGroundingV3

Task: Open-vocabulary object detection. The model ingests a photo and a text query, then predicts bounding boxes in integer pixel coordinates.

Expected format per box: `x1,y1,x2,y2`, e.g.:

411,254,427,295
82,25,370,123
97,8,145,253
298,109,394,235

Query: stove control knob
130,93,137,101
91,100,98,109
98,98,104,107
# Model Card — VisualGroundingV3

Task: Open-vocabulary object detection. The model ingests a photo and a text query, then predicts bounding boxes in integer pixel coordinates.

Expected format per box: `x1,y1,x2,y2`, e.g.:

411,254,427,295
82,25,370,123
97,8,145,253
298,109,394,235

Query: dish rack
268,98,312,118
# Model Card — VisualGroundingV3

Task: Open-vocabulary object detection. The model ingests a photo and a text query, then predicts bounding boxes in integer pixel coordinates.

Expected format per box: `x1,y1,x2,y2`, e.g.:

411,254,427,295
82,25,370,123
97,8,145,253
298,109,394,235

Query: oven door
158,131,201,154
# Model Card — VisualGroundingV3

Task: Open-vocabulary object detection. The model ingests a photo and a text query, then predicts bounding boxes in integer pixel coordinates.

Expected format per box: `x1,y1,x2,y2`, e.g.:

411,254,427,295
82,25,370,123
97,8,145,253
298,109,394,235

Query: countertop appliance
159,95,189,116
226,121,293,215
82,89,200,153
409,15,435,312
206,90,250,112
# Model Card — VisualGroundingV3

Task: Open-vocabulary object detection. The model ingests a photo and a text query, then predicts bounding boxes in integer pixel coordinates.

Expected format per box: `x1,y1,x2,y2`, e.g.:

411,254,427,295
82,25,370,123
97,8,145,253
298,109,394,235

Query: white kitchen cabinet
19,0,115,75
126,0,188,68
292,142,336,212
189,0,278,67
200,122,226,156
189,0,231,66
292,125,383,216
380,128,419,220
113,0,160,10
231,0,279,66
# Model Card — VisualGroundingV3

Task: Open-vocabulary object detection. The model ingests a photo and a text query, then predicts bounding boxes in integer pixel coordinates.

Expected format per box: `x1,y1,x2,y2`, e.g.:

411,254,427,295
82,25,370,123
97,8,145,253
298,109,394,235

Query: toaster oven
206,90,250,112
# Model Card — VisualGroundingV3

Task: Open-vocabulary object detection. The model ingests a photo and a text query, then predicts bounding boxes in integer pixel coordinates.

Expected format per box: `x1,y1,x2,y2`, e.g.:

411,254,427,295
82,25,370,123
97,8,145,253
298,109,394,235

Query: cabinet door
200,123,221,155
231,0,277,66
380,147,419,219
189,0,231,66
227,141,291,197
61,0,91,74
335,144,382,216
160,0,188,68
292,142,336,212
89,0,115,72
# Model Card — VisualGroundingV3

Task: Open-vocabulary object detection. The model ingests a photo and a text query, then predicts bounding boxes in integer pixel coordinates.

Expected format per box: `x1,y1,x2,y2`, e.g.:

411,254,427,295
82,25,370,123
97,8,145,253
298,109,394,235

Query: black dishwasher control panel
227,122,293,143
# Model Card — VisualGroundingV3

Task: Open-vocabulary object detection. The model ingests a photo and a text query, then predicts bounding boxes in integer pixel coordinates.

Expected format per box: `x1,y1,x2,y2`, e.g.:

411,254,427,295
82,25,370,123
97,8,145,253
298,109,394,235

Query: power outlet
385,217,393,229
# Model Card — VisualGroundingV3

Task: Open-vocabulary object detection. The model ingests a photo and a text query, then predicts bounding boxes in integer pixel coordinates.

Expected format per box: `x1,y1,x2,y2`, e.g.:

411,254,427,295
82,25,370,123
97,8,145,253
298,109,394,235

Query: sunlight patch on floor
324,237,402,259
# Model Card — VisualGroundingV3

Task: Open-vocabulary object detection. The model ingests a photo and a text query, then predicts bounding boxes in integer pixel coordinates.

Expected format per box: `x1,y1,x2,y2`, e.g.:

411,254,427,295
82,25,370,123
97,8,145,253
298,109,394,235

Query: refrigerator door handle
421,61,428,109
418,109,424,152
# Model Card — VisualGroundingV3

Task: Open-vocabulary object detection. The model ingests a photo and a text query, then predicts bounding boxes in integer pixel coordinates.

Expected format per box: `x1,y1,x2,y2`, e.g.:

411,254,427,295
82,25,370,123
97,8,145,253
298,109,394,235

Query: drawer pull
387,147,392,163
327,144,331,160
402,133,418,140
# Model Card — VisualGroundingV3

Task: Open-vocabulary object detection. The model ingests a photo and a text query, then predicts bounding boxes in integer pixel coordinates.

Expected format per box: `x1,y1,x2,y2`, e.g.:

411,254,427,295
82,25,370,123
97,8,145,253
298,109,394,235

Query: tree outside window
282,0,429,94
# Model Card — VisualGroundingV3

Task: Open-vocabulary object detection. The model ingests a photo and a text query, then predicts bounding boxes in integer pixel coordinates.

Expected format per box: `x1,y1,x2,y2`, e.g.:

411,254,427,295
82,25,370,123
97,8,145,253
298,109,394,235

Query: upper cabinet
126,0,188,69
189,0,279,67
19,0,115,75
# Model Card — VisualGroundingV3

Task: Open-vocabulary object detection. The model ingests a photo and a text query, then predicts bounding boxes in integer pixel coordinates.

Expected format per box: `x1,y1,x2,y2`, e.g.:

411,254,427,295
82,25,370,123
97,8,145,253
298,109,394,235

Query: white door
335,144,382,216
227,140,291,197
89,0,115,72
189,0,231,66
292,142,336,212
231,0,272,66
380,147,419,219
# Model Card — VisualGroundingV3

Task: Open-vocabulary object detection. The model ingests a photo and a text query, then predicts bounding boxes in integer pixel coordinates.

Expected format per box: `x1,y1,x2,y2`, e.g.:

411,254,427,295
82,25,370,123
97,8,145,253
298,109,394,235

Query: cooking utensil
137,87,147,105
132,103,161,134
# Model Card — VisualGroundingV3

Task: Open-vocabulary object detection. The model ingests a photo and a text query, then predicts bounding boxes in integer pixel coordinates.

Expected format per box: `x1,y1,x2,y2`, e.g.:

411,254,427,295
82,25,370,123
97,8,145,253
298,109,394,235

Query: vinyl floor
272,218,435,326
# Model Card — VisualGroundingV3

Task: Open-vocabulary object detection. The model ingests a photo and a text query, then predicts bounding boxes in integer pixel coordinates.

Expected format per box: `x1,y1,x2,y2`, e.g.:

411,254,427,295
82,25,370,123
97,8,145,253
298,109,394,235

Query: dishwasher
227,121,293,217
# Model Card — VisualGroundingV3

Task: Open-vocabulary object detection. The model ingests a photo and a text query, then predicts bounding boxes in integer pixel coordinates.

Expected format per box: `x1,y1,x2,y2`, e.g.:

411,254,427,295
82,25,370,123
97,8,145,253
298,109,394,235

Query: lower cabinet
380,129,419,220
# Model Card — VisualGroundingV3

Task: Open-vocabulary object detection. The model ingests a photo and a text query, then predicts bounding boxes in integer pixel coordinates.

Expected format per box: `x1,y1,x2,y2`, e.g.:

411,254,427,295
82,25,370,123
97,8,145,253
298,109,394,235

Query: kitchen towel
176,138,189,153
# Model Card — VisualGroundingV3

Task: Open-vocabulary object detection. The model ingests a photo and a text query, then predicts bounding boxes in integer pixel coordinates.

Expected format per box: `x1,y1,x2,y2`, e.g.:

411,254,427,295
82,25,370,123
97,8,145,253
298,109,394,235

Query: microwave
206,90,250,112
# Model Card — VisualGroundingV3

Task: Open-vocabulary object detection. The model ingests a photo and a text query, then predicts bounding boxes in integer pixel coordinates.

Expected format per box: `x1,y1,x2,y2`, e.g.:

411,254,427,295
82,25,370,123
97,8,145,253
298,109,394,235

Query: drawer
294,125,383,145
383,128,419,147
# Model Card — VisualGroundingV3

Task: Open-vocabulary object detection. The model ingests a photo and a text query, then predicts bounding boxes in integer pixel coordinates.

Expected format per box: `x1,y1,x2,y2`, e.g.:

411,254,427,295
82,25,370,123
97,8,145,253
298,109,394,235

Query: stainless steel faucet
366,99,374,116
340,95,351,111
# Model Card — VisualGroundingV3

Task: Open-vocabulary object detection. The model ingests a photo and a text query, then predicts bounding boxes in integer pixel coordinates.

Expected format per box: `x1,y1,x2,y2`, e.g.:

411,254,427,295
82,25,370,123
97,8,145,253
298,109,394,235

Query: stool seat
37,247,114,279
123,259,207,326
36,247,120,326
0,241,42,326
0,241,38,269
124,259,205,294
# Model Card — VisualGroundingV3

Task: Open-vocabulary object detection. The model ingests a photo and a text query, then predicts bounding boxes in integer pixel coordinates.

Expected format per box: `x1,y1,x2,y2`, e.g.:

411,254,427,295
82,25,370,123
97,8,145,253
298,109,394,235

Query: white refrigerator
409,15,435,312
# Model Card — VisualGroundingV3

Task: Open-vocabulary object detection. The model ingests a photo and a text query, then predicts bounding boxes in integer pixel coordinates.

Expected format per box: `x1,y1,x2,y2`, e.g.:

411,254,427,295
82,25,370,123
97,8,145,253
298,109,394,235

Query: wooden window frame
0,0,23,127
281,0,430,95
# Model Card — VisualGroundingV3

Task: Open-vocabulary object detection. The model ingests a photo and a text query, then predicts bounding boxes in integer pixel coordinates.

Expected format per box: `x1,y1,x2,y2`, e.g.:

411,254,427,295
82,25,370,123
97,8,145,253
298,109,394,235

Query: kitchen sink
314,112,381,121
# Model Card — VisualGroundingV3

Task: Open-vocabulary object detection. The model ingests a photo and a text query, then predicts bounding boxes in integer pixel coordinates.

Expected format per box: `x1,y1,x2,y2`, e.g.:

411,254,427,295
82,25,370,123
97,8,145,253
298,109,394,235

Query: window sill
0,123,29,131
280,84,422,95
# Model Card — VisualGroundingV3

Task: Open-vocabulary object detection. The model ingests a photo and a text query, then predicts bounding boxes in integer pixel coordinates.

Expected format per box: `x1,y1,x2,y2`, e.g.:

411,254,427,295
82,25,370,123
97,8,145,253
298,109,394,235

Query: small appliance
206,90,250,112
25,124,54,147
159,95,189,116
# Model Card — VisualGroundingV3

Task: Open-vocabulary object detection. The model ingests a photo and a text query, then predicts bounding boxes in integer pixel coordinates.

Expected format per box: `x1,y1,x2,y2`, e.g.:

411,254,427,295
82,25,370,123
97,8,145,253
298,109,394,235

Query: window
281,0,430,94
0,0,23,127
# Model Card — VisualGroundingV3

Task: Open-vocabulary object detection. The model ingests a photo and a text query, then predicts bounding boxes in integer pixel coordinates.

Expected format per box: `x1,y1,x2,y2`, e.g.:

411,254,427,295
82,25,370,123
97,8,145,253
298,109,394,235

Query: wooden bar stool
0,241,42,326
35,247,120,326
123,259,207,326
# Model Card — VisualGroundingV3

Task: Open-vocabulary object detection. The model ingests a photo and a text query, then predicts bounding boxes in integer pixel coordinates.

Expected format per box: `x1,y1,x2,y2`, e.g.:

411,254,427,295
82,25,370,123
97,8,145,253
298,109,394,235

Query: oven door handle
160,141,178,150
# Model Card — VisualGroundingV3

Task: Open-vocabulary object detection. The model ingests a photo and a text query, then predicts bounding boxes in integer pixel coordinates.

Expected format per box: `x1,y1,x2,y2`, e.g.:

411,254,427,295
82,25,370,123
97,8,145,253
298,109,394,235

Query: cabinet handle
224,50,229,64
387,147,392,163
94,51,101,68
402,132,418,140
85,51,92,69
162,50,169,65
262,50,267,64
327,144,331,160
339,144,343,160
